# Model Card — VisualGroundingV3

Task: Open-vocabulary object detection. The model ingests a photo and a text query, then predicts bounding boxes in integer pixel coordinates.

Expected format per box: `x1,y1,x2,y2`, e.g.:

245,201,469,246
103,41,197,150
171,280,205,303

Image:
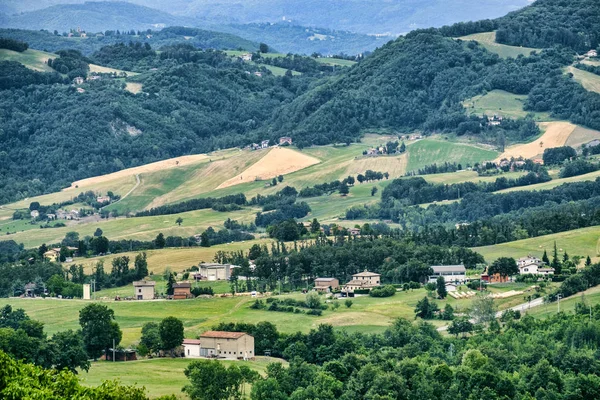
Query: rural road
101,174,140,209
437,296,545,332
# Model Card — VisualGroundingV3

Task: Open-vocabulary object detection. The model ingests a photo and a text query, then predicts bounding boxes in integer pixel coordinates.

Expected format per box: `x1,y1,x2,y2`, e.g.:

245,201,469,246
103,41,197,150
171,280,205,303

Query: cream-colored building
183,331,255,360
133,281,156,300
343,270,381,293
196,263,239,281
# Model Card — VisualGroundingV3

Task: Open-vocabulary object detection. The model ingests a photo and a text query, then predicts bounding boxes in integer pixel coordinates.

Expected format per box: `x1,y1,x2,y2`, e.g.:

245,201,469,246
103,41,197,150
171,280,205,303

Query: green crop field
473,225,600,264
405,139,498,173
458,31,538,59
567,65,600,94
80,357,285,399
463,89,552,122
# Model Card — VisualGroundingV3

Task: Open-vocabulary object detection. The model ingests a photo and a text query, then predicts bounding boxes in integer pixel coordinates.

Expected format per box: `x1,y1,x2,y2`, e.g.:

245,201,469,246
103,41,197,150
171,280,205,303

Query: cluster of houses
132,263,241,300
577,49,598,60
315,255,555,295
486,114,504,126
247,137,293,151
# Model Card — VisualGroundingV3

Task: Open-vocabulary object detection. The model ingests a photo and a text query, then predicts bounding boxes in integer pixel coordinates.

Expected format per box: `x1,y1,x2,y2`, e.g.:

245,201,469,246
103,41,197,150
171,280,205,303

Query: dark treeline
543,146,578,165
134,193,247,217
346,178,600,246
0,61,64,89
379,171,551,206
406,162,462,176
212,310,600,400
574,63,600,76
0,37,28,52
47,49,90,78
559,159,600,178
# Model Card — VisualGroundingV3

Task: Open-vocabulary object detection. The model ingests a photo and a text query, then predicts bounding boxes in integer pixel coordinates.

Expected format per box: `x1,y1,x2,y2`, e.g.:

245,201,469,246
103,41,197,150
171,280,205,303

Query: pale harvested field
582,59,600,67
68,154,210,188
565,125,600,147
124,82,143,94
217,147,321,189
497,121,576,160
89,64,138,76
567,66,600,94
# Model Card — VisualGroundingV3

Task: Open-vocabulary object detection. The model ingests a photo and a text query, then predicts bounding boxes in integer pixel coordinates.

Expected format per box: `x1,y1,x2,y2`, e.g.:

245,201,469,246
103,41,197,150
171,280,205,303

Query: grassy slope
406,139,498,172
458,31,538,58
567,65,600,94
473,225,600,264
80,357,283,399
462,89,552,122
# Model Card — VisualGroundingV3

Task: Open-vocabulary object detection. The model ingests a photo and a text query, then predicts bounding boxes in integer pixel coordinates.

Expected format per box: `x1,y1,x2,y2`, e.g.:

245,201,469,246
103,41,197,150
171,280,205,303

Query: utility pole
113,338,116,362
557,294,562,313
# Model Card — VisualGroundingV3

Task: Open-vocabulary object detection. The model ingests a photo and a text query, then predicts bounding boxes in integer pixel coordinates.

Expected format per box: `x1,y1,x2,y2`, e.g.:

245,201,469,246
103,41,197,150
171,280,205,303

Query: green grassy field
80,357,284,399
458,31,538,59
473,225,600,264
567,65,600,94
0,48,56,72
0,283,542,347
406,139,498,172
498,169,600,193
462,89,552,122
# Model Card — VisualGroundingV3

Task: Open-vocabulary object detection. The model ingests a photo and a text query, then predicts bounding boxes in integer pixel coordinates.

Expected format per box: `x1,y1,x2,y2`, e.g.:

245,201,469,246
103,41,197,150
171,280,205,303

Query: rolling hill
1,0,531,35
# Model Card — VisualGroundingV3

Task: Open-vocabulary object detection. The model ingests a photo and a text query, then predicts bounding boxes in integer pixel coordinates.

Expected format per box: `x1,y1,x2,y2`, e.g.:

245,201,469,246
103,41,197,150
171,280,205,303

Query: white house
517,256,542,268
429,265,466,283
183,332,255,360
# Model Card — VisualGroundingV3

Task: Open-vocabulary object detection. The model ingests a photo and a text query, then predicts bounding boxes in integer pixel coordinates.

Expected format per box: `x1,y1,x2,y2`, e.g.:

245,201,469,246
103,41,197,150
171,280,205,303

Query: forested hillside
0,27,260,55
1,0,600,205
0,45,309,203
496,0,600,52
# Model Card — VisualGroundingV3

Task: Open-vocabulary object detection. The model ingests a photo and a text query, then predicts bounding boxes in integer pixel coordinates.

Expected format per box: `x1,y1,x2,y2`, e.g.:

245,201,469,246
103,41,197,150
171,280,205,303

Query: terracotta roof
183,339,202,345
200,331,247,339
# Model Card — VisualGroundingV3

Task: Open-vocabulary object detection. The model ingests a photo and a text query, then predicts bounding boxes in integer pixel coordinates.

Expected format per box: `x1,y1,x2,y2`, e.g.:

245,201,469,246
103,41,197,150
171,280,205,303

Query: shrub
369,285,396,297
306,309,323,316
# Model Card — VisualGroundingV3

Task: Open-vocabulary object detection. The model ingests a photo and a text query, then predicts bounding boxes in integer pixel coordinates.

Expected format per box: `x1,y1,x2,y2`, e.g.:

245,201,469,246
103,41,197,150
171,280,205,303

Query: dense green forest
495,0,600,52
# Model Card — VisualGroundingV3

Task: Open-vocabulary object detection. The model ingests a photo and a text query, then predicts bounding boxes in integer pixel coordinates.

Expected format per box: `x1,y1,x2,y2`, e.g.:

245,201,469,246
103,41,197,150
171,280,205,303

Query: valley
2,0,600,399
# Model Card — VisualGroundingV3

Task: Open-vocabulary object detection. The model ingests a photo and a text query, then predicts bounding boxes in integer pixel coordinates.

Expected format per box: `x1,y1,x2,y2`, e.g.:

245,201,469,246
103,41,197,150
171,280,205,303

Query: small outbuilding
173,282,192,299
133,280,156,300
314,277,340,293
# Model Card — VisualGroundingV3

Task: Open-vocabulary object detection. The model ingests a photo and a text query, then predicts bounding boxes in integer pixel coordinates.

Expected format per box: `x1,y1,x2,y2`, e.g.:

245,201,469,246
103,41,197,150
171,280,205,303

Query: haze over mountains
0,0,532,54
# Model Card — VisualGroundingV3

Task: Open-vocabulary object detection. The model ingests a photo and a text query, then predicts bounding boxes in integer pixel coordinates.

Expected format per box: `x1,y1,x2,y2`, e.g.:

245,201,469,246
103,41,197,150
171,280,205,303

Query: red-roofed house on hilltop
182,331,255,360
